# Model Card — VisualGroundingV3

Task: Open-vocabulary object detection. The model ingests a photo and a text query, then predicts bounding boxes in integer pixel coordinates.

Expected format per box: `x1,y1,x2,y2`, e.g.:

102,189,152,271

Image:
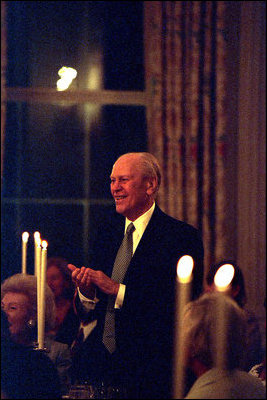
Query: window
2,1,146,280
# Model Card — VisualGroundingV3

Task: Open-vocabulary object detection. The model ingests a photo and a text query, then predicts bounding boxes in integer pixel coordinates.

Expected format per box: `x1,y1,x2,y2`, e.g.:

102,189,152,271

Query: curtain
145,1,229,271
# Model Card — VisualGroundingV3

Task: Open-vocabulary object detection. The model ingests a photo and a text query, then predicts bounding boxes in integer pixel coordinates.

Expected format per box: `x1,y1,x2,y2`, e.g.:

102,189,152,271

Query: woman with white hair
1,273,72,396
182,292,266,399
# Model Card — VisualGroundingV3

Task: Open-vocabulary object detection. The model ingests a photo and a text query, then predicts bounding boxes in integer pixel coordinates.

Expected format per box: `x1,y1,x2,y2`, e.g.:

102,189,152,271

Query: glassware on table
65,381,128,399
95,383,127,399
67,384,95,399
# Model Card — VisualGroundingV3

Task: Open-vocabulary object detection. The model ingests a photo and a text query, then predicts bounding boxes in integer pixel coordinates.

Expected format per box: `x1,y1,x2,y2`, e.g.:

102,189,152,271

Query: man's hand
67,264,120,298
67,264,96,299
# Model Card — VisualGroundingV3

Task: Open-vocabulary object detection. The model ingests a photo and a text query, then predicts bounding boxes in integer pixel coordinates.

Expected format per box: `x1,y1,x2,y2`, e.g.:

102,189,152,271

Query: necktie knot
126,222,135,236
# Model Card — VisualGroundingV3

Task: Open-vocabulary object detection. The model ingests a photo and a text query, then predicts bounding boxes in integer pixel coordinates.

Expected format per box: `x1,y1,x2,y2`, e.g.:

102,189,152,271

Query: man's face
110,155,153,221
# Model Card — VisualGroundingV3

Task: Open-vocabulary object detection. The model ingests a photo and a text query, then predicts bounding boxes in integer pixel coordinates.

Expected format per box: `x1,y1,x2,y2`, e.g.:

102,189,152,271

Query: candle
173,255,194,399
38,240,48,350
34,232,41,277
34,233,42,347
21,232,29,274
36,240,42,349
214,263,235,369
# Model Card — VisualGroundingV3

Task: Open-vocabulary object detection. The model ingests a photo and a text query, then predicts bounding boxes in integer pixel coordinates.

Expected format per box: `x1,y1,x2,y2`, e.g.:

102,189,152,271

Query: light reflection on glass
57,66,77,91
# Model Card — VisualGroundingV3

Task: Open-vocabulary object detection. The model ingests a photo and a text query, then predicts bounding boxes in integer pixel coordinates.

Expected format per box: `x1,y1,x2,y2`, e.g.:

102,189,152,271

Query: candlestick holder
31,341,48,353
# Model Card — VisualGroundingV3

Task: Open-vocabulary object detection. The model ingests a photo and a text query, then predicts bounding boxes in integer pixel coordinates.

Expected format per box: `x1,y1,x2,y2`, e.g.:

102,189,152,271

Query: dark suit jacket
54,305,80,347
73,205,204,398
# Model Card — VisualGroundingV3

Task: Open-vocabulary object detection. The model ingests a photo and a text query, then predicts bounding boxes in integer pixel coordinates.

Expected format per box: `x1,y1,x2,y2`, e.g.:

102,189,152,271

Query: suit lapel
131,205,163,258
102,215,125,277
123,206,164,281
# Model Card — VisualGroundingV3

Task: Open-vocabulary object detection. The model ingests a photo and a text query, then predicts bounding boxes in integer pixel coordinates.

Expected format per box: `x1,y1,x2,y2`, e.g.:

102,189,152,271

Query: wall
237,1,266,341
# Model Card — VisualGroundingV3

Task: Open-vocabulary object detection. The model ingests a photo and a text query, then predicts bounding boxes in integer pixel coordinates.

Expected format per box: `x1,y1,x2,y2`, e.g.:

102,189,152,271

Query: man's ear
146,178,157,195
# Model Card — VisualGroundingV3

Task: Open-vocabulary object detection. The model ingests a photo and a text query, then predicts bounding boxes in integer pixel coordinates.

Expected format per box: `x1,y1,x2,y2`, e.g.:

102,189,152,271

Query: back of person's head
205,260,247,307
182,291,247,370
1,273,56,332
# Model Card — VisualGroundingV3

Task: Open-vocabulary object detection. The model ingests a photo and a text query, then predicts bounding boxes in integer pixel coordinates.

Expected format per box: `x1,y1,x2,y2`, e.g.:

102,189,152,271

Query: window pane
1,203,85,279
103,2,144,90
1,203,18,281
6,1,144,90
3,102,85,199
90,105,147,198
2,102,146,200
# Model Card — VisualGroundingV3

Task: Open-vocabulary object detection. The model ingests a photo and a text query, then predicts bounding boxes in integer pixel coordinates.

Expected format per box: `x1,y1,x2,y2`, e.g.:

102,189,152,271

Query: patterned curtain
145,1,228,270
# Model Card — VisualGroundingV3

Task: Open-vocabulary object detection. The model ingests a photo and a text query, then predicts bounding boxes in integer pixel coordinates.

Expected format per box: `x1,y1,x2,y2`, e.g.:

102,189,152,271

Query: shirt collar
125,202,155,236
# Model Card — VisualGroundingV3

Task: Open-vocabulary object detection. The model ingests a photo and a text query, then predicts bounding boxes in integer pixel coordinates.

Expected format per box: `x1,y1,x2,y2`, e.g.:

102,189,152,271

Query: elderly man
68,152,204,398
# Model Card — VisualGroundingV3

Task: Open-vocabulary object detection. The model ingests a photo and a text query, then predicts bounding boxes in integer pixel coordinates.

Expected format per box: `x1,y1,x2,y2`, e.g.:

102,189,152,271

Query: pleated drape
145,1,229,269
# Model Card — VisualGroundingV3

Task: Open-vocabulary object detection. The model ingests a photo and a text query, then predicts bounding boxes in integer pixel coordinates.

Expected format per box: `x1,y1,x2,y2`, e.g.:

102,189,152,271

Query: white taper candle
173,255,194,399
21,232,29,274
38,240,48,350
214,263,235,369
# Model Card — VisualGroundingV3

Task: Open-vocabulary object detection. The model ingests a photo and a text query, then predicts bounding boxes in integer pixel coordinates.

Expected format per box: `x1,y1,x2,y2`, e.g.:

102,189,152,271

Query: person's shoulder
234,369,266,397
46,337,71,356
154,205,201,235
186,368,266,399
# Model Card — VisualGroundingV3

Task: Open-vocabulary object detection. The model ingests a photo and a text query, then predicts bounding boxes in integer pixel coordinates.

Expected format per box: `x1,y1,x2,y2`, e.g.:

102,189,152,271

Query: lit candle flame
177,255,194,283
22,231,29,243
34,231,41,245
214,263,235,291
41,240,48,250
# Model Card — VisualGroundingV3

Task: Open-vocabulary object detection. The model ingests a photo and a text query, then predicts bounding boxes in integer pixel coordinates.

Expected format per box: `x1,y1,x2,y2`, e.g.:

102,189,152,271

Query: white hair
1,273,56,331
